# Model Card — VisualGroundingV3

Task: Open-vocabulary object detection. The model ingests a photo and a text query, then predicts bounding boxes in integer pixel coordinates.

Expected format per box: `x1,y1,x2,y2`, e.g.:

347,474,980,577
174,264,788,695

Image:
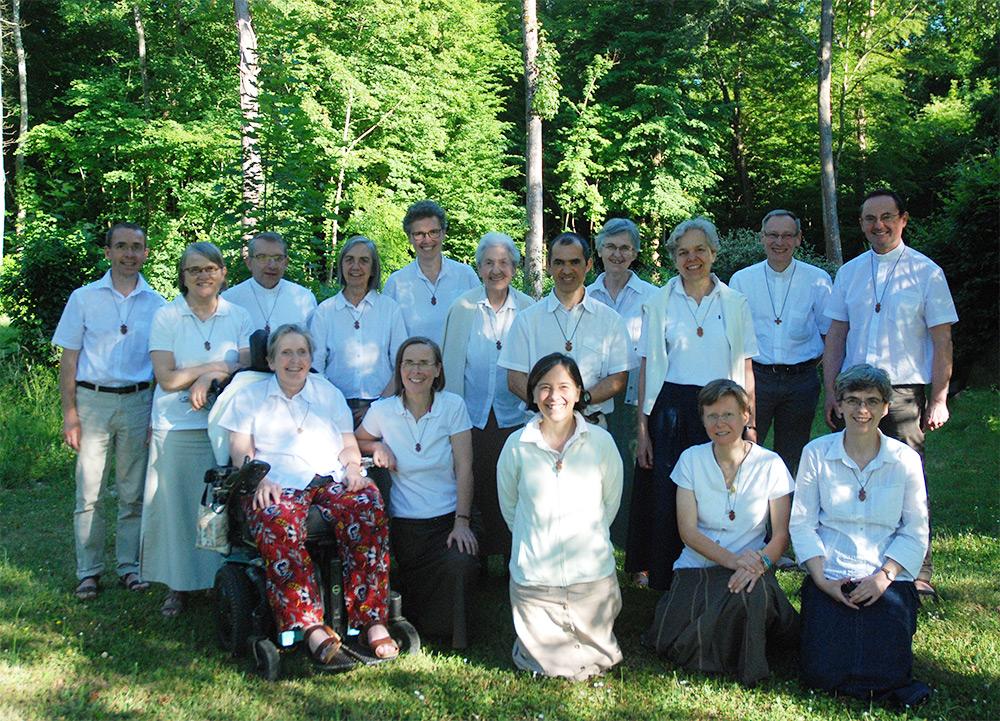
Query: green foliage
532,29,562,119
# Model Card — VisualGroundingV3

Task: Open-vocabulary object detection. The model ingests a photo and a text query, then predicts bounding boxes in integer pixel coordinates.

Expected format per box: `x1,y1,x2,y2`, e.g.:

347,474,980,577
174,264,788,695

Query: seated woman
355,337,479,649
217,324,398,662
790,364,930,705
496,353,624,682
645,379,797,686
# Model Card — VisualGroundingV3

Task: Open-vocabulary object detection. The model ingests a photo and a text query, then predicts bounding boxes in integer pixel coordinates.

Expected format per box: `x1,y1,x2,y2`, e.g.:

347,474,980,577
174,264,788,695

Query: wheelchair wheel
388,619,421,656
215,564,254,656
252,638,281,681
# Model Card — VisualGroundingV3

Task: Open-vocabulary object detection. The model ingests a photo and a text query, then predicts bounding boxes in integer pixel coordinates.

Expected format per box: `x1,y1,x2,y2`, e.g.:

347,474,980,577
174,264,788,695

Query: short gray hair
760,209,802,233
248,231,287,257
266,323,314,363
403,200,447,234
665,217,720,259
834,364,893,404
475,232,520,266
336,235,382,292
596,218,641,252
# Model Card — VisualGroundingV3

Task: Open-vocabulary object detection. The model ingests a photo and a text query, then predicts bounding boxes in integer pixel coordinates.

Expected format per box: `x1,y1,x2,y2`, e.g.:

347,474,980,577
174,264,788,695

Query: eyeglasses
763,232,799,241
409,228,443,241
705,412,740,424
252,253,287,264
861,212,901,226
183,266,221,277
401,360,437,371
602,243,635,255
839,396,886,409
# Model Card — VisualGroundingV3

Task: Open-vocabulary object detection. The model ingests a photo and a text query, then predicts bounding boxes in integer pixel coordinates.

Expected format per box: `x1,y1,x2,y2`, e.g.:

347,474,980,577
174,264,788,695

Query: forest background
0,0,996,381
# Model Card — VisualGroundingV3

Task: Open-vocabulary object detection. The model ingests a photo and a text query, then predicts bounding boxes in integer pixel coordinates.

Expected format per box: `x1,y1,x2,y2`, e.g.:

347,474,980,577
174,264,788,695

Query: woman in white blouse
355,337,479,648
309,236,407,428
497,353,623,682
441,233,533,564
790,364,930,705
644,379,797,686
141,242,252,617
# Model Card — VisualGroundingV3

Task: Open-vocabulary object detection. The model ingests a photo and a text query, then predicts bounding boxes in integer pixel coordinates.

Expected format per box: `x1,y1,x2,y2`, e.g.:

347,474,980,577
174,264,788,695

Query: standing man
222,231,317,333
383,200,479,345
499,232,636,426
823,188,957,599
730,209,832,476
52,223,165,599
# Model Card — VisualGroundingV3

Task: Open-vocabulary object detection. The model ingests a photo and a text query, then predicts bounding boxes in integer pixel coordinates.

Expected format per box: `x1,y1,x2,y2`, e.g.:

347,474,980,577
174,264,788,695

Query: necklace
870,247,905,314
849,466,874,501
251,281,282,333
683,293,718,338
113,294,137,335
346,296,367,330
553,305,586,351
485,304,505,350
764,261,796,325
419,271,441,306
189,313,218,351
284,397,310,433
716,441,752,521
404,404,432,452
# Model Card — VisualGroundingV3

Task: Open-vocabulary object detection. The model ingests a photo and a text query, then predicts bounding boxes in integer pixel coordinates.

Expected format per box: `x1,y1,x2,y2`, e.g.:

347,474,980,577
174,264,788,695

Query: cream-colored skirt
510,573,623,682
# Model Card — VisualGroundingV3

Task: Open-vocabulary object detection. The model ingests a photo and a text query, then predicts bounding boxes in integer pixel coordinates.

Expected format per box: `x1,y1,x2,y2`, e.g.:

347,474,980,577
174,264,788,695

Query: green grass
1,352,997,720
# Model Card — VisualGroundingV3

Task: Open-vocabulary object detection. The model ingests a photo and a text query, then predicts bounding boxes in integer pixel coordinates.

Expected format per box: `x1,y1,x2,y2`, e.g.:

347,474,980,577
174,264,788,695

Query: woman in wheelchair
217,324,399,662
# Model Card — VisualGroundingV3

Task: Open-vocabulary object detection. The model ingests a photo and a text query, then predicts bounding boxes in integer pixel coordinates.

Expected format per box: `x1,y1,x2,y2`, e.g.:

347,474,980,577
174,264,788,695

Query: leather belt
77,381,151,394
752,359,819,375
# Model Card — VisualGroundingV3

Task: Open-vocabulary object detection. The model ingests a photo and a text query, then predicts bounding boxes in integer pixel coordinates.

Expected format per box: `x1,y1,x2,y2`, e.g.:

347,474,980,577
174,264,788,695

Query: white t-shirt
148,295,253,430
730,259,832,365
361,391,472,519
382,257,479,344
221,277,317,333
672,442,793,570
217,375,354,490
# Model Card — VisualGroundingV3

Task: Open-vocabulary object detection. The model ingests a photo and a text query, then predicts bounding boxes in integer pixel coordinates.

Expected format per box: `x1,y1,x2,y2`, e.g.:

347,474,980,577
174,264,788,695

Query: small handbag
195,482,231,555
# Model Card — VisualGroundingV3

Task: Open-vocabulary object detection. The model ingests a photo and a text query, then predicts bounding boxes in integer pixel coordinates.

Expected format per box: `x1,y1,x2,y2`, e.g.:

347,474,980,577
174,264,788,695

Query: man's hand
923,398,950,431
63,409,82,451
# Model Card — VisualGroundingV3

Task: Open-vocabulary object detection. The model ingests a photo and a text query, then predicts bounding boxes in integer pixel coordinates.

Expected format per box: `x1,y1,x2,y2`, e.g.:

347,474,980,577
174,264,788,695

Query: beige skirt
510,573,623,682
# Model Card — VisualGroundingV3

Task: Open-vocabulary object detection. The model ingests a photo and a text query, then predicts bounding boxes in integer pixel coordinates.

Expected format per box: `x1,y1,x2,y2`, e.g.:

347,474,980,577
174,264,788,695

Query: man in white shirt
822,188,958,597
52,223,166,600
221,232,317,333
730,209,832,475
499,232,636,426
383,200,479,344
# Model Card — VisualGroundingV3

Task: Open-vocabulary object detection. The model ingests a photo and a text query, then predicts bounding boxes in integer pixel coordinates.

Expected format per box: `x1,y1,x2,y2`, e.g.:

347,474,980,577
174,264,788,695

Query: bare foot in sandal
161,590,186,618
303,624,342,664
75,576,100,600
364,622,399,659
120,573,150,593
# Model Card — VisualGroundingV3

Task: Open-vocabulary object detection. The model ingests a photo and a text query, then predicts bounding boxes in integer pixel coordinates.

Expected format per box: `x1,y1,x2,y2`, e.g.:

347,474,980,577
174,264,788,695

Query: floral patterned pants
243,480,389,632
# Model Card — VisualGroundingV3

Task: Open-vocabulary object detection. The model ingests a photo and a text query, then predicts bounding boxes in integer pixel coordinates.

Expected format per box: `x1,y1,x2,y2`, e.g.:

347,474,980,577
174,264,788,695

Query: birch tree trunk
522,0,544,298
818,0,843,266
234,0,262,242
13,0,28,239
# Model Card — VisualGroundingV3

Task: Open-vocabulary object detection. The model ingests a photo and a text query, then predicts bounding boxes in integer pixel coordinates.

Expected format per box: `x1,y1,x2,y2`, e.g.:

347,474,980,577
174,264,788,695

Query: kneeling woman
356,337,479,649
646,379,797,686
218,324,397,662
790,364,929,705
497,353,624,682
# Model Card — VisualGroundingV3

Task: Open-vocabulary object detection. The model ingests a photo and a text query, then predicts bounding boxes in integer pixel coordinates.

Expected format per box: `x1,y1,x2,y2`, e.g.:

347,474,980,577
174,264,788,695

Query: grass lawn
1,358,997,720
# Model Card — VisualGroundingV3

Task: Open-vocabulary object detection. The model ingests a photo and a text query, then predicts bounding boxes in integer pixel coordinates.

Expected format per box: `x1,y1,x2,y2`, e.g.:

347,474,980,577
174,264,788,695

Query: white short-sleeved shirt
586,271,659,405
825,243,958,384
463,288,526,428
149,295,253,431
361,391,472,519
498,291,638,415
672,442,793,569
51,272,165,385
382,257,479,344
637,280,758,385
217,375,354,490
308,290,408,400
497,413,623,587
221,277,317,333
730,259,832,365
789,431,929,580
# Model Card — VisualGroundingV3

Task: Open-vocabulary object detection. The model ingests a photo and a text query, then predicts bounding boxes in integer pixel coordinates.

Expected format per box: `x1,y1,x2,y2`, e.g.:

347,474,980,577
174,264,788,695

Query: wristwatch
879,566,895,582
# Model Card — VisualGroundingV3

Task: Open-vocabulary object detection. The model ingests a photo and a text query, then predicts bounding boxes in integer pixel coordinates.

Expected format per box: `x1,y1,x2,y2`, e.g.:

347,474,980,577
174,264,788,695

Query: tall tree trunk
720,77,752,218
522,0,544,298
234,0,262,243
818,0,842,266
134,5,150,120
0,15,5,260
13,0,28,239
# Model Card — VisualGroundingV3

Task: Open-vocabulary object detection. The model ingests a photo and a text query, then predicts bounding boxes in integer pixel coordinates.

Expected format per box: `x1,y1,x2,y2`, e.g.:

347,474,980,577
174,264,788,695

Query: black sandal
119,573,150,593
74,575,100,600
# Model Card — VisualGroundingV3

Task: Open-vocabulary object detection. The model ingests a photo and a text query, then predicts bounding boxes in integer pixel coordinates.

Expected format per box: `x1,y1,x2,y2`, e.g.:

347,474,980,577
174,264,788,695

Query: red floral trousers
243,480,389,632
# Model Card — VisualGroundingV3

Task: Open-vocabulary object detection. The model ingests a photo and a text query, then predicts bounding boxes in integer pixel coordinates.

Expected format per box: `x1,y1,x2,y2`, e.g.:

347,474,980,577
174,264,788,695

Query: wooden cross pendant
565,341,572,351
728,510,736,521
875,303,881,313
858,488,867,501
354,320,360,330
774,318,782,325
696,327,704,337
120,324,128,334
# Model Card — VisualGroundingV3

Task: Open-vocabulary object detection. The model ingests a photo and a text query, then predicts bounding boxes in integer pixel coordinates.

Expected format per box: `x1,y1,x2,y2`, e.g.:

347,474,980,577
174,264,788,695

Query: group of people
54,191,956,704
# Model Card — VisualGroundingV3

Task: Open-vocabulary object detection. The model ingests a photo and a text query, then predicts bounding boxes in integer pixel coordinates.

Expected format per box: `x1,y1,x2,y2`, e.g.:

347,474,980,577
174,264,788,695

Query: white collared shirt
221,277,317,333
360,391,472,519
672,442,793,569
789,430,929,580
825,242,958,384
586,271,659,405
382,257,480,344
730,259,832,365
498,290,637,415
308,290,408,400
462,288,526,428
217,375,354,490
52,271,165,385
148,295,253,430
497,412,623,587
637,278,758,385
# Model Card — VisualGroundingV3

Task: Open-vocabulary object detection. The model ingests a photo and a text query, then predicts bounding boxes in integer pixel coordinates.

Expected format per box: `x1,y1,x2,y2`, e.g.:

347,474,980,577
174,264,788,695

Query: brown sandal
303,624,342,664
361,622,399,660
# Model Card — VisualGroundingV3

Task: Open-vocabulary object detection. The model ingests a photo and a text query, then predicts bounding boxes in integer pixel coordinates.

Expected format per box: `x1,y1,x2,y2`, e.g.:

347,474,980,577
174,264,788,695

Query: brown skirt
646,566,799,685
471,409,520,557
